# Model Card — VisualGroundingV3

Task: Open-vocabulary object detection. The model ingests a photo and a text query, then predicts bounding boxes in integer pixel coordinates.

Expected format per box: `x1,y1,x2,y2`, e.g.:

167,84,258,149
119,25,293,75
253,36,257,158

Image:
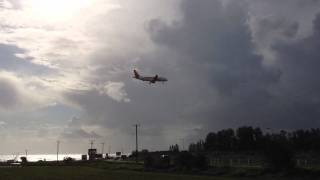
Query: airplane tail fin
133,69,140,78
151,75,158,83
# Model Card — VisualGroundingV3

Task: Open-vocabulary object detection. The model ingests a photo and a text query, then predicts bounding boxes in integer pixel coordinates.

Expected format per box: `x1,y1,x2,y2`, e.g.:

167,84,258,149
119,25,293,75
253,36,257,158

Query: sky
0,0,320,154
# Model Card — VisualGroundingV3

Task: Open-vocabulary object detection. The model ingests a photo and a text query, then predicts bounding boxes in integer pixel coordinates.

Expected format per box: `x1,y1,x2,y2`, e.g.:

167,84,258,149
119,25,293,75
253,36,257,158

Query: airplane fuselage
136,76,167,83
133,70,168,84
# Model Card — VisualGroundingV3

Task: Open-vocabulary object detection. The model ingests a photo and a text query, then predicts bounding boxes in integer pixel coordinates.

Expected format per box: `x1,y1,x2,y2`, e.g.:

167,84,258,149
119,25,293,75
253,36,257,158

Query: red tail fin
133,70,140,78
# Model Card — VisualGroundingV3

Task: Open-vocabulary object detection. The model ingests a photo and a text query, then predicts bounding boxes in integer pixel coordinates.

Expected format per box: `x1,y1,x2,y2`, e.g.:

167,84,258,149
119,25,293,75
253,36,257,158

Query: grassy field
0,161,317,180
0,166,233,180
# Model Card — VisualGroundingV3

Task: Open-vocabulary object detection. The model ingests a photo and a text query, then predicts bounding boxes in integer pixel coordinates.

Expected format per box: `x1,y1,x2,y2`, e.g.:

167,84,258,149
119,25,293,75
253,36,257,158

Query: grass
0,166,232,180
0,161,317,180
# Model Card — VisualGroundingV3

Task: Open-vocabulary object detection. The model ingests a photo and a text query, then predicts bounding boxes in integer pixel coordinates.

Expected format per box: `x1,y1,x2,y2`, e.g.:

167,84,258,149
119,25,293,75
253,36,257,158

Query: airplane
133,69,168,84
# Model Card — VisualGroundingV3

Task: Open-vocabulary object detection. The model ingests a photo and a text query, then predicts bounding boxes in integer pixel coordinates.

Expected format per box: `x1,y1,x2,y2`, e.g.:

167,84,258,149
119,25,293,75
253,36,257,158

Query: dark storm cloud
254,17,299,40
65,0,276,137
145,0,320,130
146,0,281,128
267,13,320,128
247,0,320,41
148,0,280,93
65,0,320,149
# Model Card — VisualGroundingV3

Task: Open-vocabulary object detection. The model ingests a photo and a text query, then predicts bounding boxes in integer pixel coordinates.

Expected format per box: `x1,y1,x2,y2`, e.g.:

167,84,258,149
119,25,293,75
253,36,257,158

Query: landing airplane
133,69,168,84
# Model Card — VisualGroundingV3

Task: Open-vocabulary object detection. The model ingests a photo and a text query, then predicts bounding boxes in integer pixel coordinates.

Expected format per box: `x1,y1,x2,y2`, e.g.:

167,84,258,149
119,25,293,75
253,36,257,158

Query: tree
205,132,217,151
189,140,205,152
263,139,295,171
169,144,180,152
216,129,236,151
236,126,262,151
144,155,155,169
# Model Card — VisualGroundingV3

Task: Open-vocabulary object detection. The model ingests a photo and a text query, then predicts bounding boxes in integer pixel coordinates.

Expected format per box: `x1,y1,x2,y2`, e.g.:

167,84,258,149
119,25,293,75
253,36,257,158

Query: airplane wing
151,75,158,83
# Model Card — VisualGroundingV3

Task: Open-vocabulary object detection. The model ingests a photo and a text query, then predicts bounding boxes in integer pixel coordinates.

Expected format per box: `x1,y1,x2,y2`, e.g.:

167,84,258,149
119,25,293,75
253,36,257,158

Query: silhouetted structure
20,157,27,163
56,140,60,162
116,152,121,156
88,149,97,160
81,155,87,161
96,154,103,159
134,124,140,163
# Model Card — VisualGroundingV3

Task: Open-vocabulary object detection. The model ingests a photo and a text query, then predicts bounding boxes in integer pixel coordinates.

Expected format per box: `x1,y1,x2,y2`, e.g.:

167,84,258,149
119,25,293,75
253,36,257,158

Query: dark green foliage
193,153,208,170
63,157,75,163
236,127,263,151
205,129,236,151
263,140,295,171
189,127,320,172
204,127,264,152
0,165,218,180
144,155,155,169
174,151,194,170
173,152,208,171
160,155,171,169
200,126,320,152
140,149,149,160
290,129,320,151
144,154,171,169
189,140,205,152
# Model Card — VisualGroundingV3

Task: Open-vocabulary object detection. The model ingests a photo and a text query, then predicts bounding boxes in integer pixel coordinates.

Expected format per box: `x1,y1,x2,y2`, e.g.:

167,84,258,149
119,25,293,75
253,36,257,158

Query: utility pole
56,140,60,162
101,142,105,154
108,145,111,154
25,149,28,159
180,138,185,151
90,140,95,149
134,124,140,163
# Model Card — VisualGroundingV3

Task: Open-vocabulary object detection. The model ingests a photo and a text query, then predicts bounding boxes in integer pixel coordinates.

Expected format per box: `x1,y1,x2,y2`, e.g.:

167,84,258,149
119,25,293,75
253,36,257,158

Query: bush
144,154,171,170
144,155,155,169
193,154,208,170
63,157,75,163
173,152,208,171
157,155,170,169
174,151,193,170
263,140,295,171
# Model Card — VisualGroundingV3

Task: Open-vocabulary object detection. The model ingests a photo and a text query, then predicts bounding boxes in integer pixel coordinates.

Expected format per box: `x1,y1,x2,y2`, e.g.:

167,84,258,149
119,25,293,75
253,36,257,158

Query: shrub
263,140,295,171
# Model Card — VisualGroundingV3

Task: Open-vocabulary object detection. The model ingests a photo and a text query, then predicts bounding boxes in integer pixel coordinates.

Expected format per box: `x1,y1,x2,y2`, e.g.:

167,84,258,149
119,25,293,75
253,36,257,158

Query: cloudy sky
0,0,320,154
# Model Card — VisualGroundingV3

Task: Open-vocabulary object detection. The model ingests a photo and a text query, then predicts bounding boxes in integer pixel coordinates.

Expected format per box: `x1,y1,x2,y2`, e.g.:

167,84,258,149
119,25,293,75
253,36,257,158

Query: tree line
188,126,320,152
143,126,319,172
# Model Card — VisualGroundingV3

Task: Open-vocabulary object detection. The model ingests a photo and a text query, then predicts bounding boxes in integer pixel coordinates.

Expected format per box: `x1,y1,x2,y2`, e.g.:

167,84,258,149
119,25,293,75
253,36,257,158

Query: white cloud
100,82,130,103
0,71,54,110
61,116,102,139
0,0,13,9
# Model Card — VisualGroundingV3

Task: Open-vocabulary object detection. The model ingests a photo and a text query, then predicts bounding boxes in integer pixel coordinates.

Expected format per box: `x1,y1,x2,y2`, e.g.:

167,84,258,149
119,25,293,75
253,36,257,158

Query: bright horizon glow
26,0,91,22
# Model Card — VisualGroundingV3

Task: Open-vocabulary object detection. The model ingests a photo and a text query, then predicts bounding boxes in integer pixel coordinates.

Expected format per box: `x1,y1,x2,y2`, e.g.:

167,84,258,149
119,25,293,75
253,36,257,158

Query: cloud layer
0,0,320,152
